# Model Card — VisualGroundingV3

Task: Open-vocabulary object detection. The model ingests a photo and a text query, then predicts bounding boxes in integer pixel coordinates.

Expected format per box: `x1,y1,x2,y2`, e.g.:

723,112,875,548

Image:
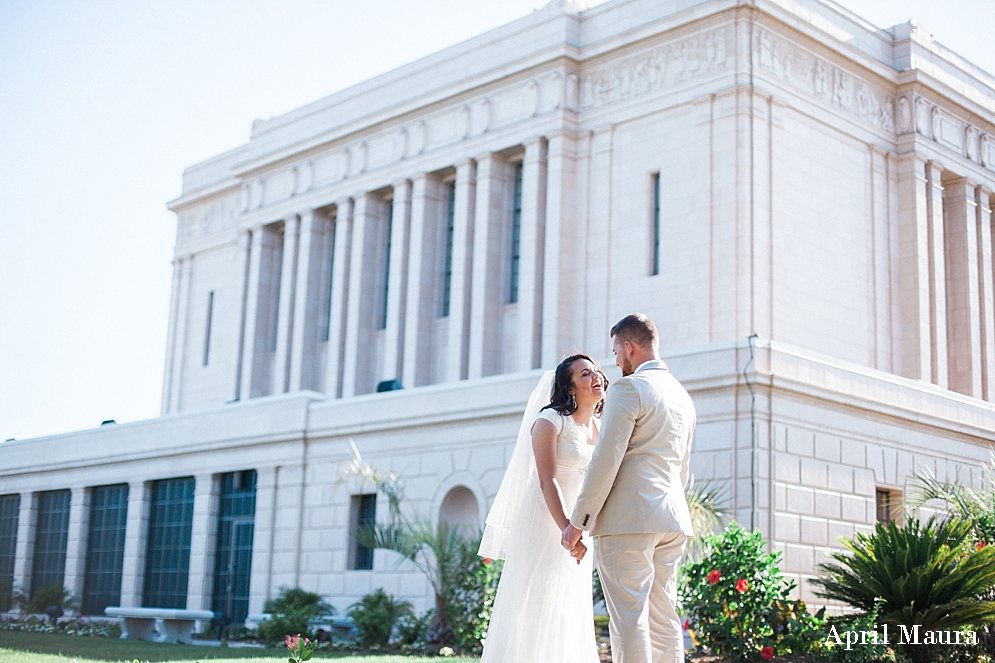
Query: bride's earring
570,392,577,410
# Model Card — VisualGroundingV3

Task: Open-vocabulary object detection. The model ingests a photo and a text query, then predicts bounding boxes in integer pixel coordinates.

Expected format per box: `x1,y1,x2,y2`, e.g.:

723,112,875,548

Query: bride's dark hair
541,354,609,417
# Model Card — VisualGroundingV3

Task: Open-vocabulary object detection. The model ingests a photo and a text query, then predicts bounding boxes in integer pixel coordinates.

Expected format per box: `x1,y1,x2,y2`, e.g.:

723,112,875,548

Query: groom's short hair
610,313,659,349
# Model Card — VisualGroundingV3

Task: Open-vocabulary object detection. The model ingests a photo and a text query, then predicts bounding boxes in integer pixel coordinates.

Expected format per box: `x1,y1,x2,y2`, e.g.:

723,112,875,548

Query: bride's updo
542,354,609,417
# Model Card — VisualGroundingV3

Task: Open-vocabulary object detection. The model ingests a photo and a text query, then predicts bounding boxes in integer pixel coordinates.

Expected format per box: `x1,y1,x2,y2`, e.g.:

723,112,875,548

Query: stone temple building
2,0,994,628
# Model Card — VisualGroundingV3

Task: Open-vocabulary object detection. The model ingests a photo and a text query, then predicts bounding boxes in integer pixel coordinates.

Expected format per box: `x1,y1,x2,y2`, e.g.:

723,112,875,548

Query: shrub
814,517,995,663
258,587,334,643
26,584,74,616
679,524,795,662
446,537,502,654
823,602,891,663
396,608,434,647
347,588,413,647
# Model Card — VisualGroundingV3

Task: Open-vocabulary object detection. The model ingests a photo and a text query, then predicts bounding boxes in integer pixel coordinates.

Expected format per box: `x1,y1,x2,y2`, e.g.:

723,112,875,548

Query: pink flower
707,569,721,584
285,634,300,650
736,579,749,593
761,646,775,659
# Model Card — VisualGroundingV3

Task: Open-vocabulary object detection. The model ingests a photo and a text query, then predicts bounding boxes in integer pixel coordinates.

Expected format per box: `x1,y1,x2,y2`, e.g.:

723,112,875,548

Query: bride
478,354,608,662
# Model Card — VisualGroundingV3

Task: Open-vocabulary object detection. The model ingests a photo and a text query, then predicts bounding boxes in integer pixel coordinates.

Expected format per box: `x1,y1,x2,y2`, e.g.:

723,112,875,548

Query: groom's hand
561,523,582,552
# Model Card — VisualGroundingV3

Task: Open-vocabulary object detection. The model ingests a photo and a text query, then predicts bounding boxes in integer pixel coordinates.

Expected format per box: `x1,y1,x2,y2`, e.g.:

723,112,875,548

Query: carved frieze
755,28,894,133
179,193,240,240
580,28,730,109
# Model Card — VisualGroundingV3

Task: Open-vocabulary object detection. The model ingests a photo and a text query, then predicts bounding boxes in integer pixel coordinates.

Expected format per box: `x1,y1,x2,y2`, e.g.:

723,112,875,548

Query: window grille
0,494,19,608
211,471,256,626
509,162,524,303
142,477,195,608
651,173,661,276
31,490,71,596
441,181,457,317
82,484,128,615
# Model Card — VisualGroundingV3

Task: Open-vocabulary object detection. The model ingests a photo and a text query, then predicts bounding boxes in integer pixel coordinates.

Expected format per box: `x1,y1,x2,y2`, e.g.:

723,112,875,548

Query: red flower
736,579,749,593
977,541,987,550
761,646,775,659
483,557,493,565
707,569,721,584
683,619,691,631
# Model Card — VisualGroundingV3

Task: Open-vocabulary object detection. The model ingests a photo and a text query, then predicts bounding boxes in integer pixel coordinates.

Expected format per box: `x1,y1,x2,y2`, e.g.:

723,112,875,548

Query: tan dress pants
596,532,688,663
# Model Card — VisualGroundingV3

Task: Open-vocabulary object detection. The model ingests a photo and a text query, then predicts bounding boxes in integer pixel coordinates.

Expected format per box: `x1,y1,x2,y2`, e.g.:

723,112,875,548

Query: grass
0,632,479,663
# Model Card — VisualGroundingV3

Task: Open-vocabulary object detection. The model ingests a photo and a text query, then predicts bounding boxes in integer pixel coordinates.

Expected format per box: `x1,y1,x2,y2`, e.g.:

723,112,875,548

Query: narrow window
82,484,128,615
320,224,336,342
441,181,457,317
875,489,901,525
31,490,71,597
0,494,20,610
348,494,377,571
379,211,392,330
509,162,524,303
651,172,661,276
202,291,215,366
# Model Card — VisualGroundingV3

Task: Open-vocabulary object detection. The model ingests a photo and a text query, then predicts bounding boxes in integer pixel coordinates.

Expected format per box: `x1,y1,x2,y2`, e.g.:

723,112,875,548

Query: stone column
869,147,893,372
515,137,548,372
894,154,933,382
273,215,301,394
119,482,148,608
445,160,477,382
289,210,324,392
342,195,377,397
542,132,578,368
324,200,353,398
468,154,505,378
402,175,443,388
185,474,217,612
161,259,183,414
238,227,265,402
168,256,194,413
977,186,995,402
231,230,252,401
943,177,982,397
13,493,34,602
62,487,88,605
926,161,948,388
383,180,412,384
248,467,279,616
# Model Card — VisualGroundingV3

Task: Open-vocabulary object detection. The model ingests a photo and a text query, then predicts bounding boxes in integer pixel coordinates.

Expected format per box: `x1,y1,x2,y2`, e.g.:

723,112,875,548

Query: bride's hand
570,541,587,563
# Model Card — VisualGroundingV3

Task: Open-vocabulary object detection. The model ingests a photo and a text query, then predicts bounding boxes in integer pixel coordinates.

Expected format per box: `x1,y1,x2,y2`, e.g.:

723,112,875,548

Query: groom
561,313,696,663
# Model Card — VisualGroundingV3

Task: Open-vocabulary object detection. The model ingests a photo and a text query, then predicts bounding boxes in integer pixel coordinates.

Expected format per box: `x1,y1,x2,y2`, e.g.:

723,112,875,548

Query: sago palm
813,516,995,663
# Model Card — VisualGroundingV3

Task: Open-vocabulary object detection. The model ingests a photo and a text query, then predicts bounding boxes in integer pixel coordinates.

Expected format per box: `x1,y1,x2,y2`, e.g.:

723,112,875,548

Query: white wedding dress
480,409,601,663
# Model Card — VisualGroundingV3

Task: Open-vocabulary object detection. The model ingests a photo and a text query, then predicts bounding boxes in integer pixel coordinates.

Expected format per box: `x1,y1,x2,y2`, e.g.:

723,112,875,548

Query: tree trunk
903,642,938,663
426,592,453,646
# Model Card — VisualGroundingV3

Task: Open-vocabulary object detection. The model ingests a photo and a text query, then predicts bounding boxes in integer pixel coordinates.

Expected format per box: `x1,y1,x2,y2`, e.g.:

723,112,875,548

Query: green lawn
0,632,478,663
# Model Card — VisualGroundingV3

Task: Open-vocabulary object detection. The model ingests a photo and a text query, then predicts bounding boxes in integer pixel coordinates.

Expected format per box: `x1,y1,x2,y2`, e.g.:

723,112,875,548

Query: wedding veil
478,370,555,561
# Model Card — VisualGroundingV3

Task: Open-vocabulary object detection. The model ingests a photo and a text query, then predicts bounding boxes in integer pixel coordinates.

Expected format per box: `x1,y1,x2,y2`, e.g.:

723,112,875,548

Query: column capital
392,178,413,195
454,157,474,171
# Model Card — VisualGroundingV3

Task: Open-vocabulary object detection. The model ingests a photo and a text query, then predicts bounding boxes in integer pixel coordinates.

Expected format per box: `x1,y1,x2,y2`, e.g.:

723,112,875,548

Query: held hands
561,524,585,563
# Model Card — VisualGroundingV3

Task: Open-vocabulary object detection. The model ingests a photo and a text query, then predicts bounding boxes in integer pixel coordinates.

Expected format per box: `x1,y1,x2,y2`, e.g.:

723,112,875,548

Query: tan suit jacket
570,359,695,537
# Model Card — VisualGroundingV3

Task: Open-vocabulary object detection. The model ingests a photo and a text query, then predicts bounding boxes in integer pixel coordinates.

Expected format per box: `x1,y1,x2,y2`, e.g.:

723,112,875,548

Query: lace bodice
535,409,597,475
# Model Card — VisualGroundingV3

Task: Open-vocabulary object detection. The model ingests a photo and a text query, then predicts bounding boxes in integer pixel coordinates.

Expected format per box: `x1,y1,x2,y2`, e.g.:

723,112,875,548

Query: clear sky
1,0,993,442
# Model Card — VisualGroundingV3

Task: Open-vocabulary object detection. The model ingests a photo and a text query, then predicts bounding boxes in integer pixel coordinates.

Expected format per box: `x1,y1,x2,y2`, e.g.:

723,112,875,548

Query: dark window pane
441,181,457,317
31,490,71,597
509,162,523,304
0,494,20,607
143,477,194,609
211,471,256,626
83,484,128,615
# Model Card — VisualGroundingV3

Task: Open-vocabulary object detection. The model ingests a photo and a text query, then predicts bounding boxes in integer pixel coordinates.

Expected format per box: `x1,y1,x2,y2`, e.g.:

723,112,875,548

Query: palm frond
685,476,730,560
